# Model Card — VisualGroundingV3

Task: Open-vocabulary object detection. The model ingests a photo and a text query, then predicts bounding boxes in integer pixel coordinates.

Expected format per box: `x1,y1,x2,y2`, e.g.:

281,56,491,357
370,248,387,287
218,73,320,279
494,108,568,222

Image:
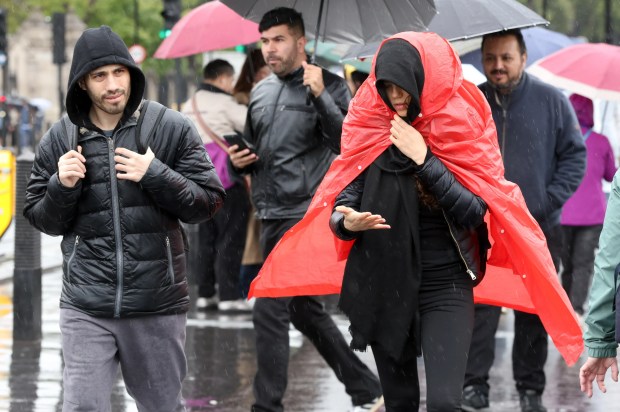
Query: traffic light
52,13,66,65
161,0,181,38
0,9,7,55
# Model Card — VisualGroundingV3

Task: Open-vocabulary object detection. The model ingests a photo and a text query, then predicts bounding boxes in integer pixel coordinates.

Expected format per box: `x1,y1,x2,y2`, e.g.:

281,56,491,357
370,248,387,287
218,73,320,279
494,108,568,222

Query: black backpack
61,100,168,153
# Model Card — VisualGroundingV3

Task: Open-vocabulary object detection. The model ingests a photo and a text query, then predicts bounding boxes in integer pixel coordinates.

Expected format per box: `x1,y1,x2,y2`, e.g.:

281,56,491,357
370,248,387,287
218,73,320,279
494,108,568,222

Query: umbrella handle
306,54,316,105
307,0,325,106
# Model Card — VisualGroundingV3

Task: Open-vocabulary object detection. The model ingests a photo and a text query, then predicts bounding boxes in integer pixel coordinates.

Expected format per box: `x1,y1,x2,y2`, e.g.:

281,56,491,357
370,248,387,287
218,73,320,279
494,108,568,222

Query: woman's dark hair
233,49,268,97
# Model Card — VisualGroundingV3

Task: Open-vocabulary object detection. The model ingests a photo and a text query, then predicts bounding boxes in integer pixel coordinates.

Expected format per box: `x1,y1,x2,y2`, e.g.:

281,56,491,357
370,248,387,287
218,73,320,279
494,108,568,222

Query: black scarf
339,40,427,361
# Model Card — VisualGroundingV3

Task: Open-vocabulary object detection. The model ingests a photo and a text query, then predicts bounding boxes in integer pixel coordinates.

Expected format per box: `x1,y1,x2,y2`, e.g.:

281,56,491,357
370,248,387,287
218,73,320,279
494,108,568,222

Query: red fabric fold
248,32,583,366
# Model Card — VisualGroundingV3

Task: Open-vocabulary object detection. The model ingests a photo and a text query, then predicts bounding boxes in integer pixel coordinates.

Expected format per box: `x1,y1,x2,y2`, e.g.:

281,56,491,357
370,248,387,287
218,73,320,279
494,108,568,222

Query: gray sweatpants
60,308,187,412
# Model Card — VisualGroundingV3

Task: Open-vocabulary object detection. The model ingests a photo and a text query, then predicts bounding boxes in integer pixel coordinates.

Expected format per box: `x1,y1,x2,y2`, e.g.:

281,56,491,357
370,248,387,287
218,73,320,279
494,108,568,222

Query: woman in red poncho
250,31,583,401
327,37,490,410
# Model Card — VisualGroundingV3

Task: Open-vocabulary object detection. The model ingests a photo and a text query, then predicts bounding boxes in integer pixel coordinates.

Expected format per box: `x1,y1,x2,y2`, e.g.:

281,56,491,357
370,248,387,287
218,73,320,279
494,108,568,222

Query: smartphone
224,134,256,154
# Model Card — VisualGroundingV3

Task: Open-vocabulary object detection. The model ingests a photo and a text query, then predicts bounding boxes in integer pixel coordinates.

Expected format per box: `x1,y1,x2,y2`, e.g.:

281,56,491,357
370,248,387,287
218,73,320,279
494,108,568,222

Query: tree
517,0,618,43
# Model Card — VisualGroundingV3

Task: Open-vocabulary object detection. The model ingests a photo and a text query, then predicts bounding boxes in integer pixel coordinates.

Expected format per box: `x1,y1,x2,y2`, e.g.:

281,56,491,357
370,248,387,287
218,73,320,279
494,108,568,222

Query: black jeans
464,225,562,395
196,184,250,301
372,271,474,412
251,218,382,412
560,224,603,315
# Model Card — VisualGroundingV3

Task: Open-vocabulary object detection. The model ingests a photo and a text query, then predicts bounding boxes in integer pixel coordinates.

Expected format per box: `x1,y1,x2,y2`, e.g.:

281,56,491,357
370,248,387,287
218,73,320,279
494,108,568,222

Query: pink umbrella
527,43,620,101
154,0,260,59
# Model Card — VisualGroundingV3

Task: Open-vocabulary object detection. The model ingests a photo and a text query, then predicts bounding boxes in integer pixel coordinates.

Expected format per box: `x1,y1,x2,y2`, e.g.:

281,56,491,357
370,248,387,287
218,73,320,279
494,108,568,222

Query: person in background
561,93,617,318
347,69,369,96
181,59,252,312
23,25,224,410
229,7,383,412
232,49,271,298
579,169,620,398
461,29,586,412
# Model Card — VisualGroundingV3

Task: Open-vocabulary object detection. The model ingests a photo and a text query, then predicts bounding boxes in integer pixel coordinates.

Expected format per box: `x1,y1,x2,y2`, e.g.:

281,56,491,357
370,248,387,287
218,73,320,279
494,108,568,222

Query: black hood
375,39,424,123
66,25,145,126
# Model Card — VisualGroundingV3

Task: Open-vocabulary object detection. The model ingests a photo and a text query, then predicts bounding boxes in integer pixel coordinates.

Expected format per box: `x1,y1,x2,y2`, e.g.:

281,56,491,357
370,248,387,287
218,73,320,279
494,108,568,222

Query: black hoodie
66,25,145,127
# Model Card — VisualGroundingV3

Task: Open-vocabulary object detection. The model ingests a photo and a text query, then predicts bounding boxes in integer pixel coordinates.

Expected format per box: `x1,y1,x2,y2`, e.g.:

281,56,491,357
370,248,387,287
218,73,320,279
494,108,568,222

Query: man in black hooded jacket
23,26,225,411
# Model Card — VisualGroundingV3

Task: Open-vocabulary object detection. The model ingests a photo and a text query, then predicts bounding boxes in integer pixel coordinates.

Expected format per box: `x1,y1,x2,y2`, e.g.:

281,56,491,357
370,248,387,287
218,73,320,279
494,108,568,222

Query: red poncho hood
249,32,583,365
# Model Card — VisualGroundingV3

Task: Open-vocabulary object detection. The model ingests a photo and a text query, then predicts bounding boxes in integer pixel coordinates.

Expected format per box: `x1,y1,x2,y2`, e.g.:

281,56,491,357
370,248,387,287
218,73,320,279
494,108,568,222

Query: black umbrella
220,0,437,63
341,0,548,61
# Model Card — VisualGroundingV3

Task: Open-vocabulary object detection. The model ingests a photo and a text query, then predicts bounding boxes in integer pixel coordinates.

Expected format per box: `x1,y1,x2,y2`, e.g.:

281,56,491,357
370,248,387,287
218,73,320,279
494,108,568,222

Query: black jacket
331,151,489,283
23,26,225,318
480,73,585,232
238,66,351,219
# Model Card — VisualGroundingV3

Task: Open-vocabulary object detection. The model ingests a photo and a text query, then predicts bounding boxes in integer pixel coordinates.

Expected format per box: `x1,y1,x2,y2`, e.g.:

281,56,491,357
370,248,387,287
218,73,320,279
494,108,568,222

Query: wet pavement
0,225,619,411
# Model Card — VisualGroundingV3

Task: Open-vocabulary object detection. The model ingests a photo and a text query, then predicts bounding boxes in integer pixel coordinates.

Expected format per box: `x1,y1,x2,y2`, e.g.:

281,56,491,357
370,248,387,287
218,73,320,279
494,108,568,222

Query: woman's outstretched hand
335,205,391,232
389,114,427,165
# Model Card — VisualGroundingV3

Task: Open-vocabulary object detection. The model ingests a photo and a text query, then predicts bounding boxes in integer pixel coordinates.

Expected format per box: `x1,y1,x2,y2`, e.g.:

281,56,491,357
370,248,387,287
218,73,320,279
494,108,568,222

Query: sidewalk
1,221,619,411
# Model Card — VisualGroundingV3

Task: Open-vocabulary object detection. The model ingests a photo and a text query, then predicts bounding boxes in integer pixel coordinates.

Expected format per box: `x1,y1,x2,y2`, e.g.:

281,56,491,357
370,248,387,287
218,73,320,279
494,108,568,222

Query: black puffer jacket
23,26,225,318
239,65,351,219
331,150,489,284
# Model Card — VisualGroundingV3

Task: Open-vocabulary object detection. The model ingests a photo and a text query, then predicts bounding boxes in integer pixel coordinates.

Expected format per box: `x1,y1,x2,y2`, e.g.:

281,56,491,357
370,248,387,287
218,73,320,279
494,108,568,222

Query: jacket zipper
442,210,476,281
260,83,286,216
165,236,174,284
108,137,125,318
67,235,80,283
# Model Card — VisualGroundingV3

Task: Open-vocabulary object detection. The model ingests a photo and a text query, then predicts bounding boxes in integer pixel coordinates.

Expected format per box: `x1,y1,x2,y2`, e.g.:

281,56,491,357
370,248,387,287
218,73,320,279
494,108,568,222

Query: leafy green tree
519,0,618,43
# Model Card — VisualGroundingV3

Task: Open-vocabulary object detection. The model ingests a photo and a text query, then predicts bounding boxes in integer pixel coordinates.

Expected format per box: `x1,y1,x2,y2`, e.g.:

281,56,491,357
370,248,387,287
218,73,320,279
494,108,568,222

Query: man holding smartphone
229,7,382,412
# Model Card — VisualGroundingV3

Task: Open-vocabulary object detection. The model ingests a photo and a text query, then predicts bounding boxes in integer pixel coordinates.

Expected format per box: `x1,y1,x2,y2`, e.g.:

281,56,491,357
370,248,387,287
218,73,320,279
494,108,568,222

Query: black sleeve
312,71,351,154
415,150,488,229
23,124,82,236
329,172,365,240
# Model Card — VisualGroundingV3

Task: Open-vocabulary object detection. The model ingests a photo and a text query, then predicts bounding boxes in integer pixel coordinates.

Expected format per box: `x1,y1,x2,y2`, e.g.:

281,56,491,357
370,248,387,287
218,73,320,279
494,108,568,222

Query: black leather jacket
24,104,225,317
238,66,351,219
330,151,490,284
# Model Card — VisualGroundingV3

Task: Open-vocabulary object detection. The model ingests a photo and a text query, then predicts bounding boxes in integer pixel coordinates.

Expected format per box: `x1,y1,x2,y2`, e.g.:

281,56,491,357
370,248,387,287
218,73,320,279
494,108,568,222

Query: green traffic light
159,29,172,39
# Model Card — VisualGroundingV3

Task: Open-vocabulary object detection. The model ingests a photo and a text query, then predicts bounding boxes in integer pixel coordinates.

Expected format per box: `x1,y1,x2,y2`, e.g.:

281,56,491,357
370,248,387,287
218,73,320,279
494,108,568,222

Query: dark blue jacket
480,72,586,232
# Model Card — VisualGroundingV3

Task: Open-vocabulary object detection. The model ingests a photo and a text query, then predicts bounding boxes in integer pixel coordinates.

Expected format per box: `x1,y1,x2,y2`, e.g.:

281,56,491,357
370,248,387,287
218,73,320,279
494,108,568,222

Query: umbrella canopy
154,1,261,59
220,0,437,45
460,26,586,71
527,43,620,101
341,0,547,60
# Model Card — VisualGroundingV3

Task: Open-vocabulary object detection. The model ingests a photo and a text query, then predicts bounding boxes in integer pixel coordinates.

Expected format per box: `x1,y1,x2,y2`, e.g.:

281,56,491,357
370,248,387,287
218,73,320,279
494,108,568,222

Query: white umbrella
28,98,52,112
462,64,486,85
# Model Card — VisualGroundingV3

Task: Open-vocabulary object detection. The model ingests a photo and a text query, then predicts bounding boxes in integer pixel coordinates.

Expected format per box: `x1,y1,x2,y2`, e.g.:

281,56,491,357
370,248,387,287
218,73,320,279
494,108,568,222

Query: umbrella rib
381,0,399,39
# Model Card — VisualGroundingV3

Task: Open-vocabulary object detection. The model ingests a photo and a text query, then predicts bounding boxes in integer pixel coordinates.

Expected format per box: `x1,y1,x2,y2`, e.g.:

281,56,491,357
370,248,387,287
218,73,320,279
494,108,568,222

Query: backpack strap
135,100,167,154
61,114,79,151
190,93,230,152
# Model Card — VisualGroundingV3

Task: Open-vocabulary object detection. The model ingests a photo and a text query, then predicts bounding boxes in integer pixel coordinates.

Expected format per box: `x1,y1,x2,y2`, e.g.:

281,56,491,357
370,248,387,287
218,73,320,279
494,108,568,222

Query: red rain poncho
249,32,583,365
